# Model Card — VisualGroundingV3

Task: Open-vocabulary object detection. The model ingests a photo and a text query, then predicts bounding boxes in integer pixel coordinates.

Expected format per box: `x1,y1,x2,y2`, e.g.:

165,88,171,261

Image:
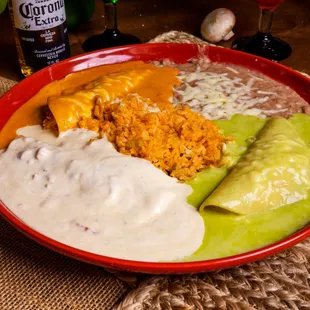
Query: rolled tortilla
200,118,310,215
47,66,180,133
48,69,151,132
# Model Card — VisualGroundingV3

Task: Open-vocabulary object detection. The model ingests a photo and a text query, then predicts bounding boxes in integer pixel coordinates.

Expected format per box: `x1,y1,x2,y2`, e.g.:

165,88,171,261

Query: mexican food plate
0,43,310,274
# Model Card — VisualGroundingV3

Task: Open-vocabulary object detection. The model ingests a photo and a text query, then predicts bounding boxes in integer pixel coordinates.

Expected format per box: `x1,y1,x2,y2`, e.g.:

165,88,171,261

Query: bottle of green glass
65,0,95,31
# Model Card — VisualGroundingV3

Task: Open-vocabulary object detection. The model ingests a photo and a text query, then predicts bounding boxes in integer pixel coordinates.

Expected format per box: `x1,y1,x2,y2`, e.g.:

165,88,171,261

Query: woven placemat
0,31,309,310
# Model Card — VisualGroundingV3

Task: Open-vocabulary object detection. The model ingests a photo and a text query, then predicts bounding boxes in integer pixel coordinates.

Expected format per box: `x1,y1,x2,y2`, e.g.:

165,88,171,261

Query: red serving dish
0,43,310,274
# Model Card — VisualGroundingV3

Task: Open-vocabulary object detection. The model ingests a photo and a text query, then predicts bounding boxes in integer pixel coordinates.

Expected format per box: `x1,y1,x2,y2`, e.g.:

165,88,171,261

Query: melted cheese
49,67,180,132
0,62,180,148
175,71,287,119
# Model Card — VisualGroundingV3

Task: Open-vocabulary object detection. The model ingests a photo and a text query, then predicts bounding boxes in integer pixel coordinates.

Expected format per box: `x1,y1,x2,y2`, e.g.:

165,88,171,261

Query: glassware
232,0,292,61
83,0,141,52
9,0,70,77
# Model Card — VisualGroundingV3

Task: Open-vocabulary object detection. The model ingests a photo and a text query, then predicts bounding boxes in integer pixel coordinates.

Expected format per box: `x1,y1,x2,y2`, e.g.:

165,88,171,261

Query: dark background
1,0,310,80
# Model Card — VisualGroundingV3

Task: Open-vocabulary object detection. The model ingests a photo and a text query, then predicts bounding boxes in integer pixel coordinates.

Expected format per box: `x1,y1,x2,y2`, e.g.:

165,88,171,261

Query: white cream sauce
0,126,204,261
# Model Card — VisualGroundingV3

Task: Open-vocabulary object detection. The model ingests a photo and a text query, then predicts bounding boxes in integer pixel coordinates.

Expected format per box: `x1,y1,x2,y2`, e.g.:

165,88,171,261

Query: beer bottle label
11,0,70,69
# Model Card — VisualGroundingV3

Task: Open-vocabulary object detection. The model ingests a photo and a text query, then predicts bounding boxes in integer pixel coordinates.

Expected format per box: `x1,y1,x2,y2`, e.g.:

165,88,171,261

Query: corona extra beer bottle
9,0,70,77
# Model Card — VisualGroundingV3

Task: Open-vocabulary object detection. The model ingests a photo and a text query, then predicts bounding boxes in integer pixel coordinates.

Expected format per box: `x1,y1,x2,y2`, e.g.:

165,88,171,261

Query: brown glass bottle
9,0,71,77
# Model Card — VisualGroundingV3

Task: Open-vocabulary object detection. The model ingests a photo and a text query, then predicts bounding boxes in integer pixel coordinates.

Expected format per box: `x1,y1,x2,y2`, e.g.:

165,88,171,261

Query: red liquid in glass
255,0,284,10
232,0,291,61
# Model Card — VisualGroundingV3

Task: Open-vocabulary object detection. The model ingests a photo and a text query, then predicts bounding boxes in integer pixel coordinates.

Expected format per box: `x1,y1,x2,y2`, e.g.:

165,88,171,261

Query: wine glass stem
104,2,118,30
258,9,274,34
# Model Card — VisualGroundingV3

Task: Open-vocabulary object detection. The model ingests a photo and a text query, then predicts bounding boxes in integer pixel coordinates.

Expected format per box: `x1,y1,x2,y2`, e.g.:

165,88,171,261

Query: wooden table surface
0,0,310,81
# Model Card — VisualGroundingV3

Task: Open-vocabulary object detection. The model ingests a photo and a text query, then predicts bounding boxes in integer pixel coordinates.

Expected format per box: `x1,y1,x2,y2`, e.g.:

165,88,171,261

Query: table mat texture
0,31,309,310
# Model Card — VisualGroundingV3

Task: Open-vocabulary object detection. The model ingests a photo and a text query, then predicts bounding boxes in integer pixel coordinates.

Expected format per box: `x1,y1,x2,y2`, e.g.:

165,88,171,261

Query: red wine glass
232,0,292,61
83,0,141,53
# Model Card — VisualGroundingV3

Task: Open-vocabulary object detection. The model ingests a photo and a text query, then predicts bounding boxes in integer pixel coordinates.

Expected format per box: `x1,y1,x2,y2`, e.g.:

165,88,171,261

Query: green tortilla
201,118,310,215
183,114,310,261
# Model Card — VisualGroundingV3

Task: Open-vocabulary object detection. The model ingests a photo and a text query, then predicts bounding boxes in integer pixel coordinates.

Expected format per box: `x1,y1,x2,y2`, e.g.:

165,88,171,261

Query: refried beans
153,58,309,120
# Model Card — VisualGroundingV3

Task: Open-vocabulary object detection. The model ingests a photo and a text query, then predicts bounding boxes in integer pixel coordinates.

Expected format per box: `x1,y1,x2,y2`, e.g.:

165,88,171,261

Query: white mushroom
201,8,236,44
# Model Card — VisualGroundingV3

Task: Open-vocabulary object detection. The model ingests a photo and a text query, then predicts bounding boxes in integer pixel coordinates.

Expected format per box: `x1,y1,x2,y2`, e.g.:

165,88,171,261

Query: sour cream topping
0,126,204,262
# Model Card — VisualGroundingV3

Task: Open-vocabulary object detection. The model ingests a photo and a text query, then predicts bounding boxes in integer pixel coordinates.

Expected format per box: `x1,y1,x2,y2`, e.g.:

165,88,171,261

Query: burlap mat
0,31,310,310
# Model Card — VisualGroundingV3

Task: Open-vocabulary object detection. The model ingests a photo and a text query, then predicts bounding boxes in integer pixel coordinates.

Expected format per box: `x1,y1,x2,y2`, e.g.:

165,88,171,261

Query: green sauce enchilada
186,114,310,261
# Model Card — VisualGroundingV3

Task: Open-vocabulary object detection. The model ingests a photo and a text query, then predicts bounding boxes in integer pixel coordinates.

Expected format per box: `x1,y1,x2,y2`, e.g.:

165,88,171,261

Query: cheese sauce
0,126,204,261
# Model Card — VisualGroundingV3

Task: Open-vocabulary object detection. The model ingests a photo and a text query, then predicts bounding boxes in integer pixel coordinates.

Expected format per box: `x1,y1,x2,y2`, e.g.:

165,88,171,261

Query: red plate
1,43,310,274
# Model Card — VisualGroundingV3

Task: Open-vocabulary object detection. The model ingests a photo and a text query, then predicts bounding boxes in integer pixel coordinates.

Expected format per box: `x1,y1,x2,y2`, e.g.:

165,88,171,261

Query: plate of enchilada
1,43,310,274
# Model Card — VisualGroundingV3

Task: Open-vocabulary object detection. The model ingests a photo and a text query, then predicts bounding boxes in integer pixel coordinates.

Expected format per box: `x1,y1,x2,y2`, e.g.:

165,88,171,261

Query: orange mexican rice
76,94,224,181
